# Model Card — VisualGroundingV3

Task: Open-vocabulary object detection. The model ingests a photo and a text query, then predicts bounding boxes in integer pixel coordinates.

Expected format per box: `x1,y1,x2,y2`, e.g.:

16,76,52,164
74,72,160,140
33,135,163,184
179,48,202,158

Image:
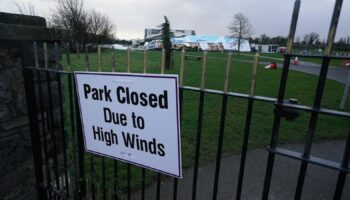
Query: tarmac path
131,140,350,200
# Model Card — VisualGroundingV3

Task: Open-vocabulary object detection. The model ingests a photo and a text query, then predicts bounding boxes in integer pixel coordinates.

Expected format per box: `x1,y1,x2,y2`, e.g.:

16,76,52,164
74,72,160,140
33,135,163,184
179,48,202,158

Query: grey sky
1,0,349,40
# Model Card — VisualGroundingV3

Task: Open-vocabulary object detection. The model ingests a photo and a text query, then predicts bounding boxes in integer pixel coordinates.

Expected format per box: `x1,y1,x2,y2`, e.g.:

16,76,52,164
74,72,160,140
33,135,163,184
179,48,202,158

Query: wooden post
43,42,48,69
250,53,260,96
340,69,350,109
161,48,165,74
201,51,208,89
179,49,185,87
98,46,101,72
144,49,148,73
84,45,90,71
127,48,131,73
33,42,39,68
112,47,116,72
76,43,80,58
54,42,59,69
224,53,232,93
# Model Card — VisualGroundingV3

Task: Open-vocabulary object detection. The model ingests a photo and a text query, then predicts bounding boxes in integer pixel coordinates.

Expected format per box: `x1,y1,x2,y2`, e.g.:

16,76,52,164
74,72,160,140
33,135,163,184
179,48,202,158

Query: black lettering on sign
115,86,168,109
83,84,112,102
122,132,166,156
92,126,118,146
103,107,127,126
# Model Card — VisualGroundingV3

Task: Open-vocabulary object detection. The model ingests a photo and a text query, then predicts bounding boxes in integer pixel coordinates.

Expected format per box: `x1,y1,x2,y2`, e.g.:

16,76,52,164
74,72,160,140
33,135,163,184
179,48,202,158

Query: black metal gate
22,0,350,199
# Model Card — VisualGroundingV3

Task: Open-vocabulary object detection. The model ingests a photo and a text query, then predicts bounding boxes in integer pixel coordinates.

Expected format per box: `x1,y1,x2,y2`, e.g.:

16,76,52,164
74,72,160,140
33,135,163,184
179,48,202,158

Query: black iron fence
21,0,350,199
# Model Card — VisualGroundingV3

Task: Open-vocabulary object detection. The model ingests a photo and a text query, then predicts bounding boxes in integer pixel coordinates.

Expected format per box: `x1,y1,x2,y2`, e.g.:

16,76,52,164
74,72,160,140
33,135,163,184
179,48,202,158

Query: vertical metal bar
294,57,330,200
90,156,96,200
21,42,46,199
113,161,118,200
333,132,350,200
56,54,70,197
294,1,344,195
127,164,131,200
73,77,86,198
262,55,292,200
173,50,185,200
212,53,232,200
236,53,259,200
98,46,102,72
68,74,79,197
156,173,161,200
141,168,145,200
156,56,165,199
33,42,51,196
143,49,147,73
102,158,106,200
36,69,51,198
174,49,186,200
262,1,300,199
192,51,207,200
127,48,131,73
45,54,61,192
112,47,116,72
324,0,343,55
85,45,90,71
286,0,301,54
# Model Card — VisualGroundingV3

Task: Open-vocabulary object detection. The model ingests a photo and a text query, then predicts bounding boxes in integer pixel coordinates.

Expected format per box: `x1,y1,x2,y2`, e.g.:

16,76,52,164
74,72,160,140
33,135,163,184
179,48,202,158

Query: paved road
132,141,350,200
263,61,350,84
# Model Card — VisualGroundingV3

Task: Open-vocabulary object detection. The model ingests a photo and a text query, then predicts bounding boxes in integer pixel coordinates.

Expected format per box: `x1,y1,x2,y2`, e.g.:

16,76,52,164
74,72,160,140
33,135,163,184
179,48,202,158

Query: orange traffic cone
293,57,299,65
264,62,277,69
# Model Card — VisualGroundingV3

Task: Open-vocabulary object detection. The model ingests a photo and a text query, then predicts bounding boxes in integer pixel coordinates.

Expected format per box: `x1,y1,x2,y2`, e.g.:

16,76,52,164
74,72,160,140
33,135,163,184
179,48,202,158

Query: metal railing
21,0,350,199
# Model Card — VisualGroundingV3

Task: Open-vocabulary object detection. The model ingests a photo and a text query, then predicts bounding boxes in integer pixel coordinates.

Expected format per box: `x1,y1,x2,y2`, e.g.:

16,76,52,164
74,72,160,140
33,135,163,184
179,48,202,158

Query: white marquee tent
171,35,251,51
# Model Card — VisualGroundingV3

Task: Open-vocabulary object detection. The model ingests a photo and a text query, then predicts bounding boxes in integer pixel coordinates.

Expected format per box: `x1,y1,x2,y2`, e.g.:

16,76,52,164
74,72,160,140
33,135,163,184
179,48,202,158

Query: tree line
228,13,350,53
15,0,116,47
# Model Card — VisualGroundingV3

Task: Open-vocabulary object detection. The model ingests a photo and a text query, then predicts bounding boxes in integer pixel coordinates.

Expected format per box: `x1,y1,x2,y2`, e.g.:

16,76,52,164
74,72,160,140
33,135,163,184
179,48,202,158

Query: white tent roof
171,35,251,51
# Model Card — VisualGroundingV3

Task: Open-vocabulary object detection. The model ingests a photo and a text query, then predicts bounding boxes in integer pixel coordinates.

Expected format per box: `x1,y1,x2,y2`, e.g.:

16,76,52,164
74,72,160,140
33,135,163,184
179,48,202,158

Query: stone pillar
0,12,61,200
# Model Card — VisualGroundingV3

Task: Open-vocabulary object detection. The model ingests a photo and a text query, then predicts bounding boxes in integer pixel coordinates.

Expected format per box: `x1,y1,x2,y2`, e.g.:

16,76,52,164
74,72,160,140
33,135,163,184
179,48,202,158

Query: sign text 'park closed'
75,72,182,178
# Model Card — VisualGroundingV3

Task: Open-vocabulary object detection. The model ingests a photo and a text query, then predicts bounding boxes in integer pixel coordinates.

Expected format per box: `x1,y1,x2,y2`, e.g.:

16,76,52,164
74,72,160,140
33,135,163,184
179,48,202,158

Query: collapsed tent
171,35,251,51
99,44,128,50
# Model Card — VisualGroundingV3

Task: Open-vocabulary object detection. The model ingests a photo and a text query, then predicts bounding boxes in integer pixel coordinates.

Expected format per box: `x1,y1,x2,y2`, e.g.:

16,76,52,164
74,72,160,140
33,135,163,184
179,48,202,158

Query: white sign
75,72,182,178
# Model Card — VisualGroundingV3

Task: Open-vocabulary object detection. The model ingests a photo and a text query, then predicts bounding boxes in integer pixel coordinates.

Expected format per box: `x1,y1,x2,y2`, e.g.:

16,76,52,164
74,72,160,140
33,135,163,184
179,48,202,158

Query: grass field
62,49,350,196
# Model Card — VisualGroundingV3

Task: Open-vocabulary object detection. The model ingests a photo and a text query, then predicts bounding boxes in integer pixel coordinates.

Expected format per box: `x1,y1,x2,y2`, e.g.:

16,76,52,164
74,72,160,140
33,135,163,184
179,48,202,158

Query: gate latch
274,98,300,121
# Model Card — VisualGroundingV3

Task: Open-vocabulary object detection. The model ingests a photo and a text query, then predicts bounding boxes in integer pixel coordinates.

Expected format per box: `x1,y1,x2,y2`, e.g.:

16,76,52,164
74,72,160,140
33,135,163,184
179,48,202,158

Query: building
144,28,196,41
252,44,280,53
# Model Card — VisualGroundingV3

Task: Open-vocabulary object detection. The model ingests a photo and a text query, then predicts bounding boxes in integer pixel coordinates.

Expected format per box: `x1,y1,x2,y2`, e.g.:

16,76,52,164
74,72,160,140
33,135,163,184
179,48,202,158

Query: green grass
62,49,350,197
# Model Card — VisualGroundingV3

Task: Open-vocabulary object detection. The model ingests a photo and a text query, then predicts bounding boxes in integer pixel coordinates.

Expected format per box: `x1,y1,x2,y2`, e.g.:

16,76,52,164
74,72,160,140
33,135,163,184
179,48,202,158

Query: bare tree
14,0,36,15
228,13,253,55
50,0,115,46
88,10,115,45
303,32,320,50
51,0,90,44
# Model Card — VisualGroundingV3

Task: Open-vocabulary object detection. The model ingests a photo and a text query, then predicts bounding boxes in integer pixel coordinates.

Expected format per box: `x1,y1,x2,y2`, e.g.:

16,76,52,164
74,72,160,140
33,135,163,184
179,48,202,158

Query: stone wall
0,12,62,199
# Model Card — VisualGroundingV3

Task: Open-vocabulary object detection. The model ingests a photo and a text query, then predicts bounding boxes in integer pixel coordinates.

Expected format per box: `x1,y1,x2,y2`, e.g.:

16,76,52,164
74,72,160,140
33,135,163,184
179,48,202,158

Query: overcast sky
1,0,349,40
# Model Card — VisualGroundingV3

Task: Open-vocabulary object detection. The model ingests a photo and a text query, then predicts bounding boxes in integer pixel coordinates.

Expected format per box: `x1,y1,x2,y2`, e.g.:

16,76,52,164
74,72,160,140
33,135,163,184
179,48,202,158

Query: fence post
74,78,86,198
21,41,46,200
127,48,131,73
143,49,147,73
179,49,185,86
